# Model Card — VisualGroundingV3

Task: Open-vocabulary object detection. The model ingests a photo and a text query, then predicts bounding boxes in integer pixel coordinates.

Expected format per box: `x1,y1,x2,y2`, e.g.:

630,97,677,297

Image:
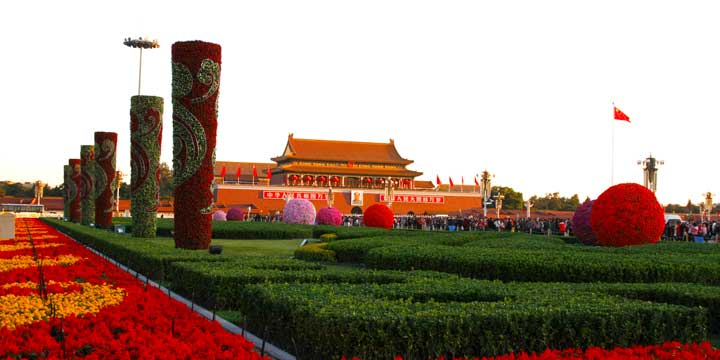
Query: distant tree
2,182,33,197
44,184,64,197
0,185,5,197
158,162,174,200
119,182,131,200
491,186,524,210
531,192,581,211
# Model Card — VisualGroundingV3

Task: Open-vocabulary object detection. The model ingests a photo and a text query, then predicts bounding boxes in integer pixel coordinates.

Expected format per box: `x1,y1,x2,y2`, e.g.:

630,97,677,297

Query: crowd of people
664,220,720,242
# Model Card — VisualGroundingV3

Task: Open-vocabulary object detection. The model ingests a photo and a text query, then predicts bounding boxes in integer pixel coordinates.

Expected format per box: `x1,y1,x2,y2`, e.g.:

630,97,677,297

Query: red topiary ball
363,204,394,229
226,207,245,221
572,199,597,246
590,183,665,247
317,207,342,226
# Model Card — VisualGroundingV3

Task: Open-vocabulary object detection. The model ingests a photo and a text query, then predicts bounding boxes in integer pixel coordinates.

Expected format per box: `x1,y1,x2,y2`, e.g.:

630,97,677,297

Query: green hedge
365,244,720,284
43,218,228,279
166,260,445,309
293,242,337,263
237,279,707,359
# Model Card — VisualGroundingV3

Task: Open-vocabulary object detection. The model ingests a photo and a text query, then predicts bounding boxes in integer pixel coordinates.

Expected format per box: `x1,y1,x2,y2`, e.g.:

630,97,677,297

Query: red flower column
63,165,71,220
94,132,118,229
68,159,82,223
80,145,95,226
172,41,221,249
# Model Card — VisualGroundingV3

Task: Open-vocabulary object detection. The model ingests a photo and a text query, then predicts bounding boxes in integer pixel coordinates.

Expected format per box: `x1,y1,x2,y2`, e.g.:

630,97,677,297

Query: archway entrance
351,206,363,215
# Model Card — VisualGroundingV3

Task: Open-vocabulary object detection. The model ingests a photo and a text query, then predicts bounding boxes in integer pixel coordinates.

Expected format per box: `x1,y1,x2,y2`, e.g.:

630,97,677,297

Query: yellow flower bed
0,243,64,252
0,282,125,330
0,255,83,273
2,280,74,289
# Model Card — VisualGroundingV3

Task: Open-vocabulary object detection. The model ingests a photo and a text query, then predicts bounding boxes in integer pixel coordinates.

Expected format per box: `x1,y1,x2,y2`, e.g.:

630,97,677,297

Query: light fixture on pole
480,170,494,218
495,193,505,220
123,37,160,95
637,154,664,193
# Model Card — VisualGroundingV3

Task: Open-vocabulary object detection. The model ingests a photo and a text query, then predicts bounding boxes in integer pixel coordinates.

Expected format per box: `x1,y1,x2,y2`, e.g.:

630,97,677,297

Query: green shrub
365,244,720,284
320,233,337,241
237,279,707,359
294,242,337,263
43,218,228,279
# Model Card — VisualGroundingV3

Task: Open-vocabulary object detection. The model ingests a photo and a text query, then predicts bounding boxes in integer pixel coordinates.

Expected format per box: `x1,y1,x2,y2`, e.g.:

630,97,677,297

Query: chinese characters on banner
379,195,445,204
263,191,328,201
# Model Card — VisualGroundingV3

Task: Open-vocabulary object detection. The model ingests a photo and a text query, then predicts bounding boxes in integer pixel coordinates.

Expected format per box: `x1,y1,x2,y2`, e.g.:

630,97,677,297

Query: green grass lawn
210,238,302,257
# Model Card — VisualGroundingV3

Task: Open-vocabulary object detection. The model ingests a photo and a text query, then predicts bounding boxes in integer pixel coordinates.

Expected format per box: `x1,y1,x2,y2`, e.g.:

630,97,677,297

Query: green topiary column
172,41,221,249
130,95,163,238
80,145,95,226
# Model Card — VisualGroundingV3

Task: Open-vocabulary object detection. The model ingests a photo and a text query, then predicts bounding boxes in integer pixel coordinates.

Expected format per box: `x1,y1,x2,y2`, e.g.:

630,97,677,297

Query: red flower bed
590,183,665,247
0,219,266,359
172,40,221,250
345,341,720,360
364,204,394,229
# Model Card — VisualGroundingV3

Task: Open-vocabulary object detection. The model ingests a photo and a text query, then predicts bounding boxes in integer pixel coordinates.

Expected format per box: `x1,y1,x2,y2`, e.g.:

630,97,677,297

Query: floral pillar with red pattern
63,165,71,220
130,96,163,237
80,145,95,226
68,159,82,223
172,41,221,250
93,132,118,229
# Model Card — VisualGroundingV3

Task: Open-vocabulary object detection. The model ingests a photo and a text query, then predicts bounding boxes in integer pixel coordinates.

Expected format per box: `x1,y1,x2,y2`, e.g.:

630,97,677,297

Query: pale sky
2,1,719,205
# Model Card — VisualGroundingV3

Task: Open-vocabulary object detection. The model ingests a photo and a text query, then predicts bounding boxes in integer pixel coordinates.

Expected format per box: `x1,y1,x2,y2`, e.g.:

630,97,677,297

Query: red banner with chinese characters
379,195,445,204
263,191,328,201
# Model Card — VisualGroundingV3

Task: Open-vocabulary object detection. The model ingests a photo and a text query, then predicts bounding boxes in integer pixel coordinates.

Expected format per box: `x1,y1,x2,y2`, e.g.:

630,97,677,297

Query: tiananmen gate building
213,134,483,216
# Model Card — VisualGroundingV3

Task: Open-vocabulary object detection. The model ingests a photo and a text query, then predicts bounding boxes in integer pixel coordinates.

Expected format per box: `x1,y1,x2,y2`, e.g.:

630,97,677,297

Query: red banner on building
379,194,445,204
263,191,328,201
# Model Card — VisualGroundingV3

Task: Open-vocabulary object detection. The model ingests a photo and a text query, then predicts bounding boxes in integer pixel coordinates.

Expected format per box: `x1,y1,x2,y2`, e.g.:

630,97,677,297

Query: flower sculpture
130,96,164,238
93,132,117,229
572,199,596,245
364,204,394,229
317,207,342,226
212,210,227,221
68,159,82,223
63,165,71,220
79,145,95,226
226,207,245,221
283,199,316,225
590,183,665,247
172,40,221,250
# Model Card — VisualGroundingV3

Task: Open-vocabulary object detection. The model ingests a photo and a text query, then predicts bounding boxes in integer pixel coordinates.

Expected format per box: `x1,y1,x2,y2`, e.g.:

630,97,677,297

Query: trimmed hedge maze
44,218,720,358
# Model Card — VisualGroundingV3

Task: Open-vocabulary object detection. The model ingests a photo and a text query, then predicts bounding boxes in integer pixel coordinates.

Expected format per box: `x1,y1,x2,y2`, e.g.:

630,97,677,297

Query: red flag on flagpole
474,176,480,186
613,105,630,122
252,164,258,177
436,175,442,186
449,177,454,187
235,167,241,179
220,165,226,178
267,167,272,181
461,176,464,191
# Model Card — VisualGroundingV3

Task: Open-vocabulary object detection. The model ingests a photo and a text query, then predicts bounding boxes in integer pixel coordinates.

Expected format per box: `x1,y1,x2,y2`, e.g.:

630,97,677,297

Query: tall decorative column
80,145,95,226
94,132,118,229
130,96,163,238
63,165,71,220
172,41,221,249
68,159,82,223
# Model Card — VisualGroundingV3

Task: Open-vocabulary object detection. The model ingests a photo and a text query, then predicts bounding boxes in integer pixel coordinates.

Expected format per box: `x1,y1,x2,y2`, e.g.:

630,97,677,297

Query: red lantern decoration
290,174,299,182
364,178,373,184
304,175,313,182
